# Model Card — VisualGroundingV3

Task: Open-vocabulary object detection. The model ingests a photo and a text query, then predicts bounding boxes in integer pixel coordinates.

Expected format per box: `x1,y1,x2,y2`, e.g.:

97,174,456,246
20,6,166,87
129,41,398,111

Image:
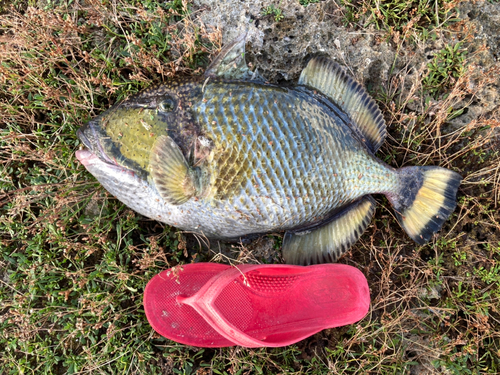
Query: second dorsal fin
299,57,387,153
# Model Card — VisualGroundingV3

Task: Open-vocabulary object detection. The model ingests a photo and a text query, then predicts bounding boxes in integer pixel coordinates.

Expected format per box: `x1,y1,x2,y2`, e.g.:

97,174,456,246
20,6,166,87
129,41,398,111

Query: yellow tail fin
388,167,462,244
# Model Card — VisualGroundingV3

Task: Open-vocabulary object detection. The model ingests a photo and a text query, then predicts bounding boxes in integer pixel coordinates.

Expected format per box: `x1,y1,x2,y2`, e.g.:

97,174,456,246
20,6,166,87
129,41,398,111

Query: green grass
423,42,467,99
339,0,460,34
261,4,285,22
1,0,500,374
299,0,321,6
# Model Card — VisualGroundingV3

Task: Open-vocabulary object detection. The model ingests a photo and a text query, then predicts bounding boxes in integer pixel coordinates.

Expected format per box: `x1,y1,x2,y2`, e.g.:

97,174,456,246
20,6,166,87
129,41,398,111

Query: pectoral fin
282,196,376,265
150,135,197,205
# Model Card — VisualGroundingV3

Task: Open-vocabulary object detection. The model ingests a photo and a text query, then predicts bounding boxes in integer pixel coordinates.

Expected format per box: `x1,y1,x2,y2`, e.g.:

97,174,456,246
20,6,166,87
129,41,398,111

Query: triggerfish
76,35,462,265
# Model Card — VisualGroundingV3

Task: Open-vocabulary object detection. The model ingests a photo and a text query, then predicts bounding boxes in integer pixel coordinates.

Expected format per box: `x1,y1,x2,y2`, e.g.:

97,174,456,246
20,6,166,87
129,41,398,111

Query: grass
339,0,461,36
423,42,467,99
298,0,322,6
261,4,285,22
1,0,500,374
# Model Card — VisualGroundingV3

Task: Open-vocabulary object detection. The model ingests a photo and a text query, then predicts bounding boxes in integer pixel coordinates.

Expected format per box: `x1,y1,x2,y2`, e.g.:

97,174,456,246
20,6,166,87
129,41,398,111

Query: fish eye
159,97,176,112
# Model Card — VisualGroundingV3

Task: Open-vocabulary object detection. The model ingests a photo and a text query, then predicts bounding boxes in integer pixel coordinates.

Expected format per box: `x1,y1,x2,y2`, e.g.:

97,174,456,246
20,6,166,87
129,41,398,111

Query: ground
0,0,499,374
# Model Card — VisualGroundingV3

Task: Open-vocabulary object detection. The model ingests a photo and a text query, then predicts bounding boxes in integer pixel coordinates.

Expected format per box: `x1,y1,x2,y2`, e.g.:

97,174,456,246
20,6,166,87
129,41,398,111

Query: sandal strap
177,265,283,347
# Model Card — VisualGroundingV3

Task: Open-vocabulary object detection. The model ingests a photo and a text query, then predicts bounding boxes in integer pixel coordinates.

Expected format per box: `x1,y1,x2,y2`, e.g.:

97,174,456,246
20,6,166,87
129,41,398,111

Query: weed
261,4,284,22
423,42,467,99
299,0,321,5
339,0,460,34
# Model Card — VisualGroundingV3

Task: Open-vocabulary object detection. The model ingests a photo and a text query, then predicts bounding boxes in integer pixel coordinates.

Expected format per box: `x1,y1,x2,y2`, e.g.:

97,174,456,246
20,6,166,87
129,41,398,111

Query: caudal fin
388,167,462,245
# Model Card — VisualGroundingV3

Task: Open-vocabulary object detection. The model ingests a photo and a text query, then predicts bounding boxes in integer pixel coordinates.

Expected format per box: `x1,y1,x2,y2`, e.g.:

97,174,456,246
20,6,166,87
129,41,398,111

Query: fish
76,34,462,265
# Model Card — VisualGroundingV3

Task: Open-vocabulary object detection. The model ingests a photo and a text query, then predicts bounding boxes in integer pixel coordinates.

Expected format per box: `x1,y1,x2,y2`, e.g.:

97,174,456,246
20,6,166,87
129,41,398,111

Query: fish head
76,80,203,188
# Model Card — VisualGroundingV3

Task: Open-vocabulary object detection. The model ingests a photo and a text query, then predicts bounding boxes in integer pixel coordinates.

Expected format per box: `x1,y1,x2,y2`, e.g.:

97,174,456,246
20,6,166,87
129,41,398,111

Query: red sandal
144,263,370,347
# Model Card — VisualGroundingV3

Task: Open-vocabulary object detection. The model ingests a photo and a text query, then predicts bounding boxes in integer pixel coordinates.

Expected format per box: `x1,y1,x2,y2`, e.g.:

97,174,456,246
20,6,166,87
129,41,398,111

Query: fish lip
76,148,135,178
76,128,92,149
77,121,118,167
75,149,96,166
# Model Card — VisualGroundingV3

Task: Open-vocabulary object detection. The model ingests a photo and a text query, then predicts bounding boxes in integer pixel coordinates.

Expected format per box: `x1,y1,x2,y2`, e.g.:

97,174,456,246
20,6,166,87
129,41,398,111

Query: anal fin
282,196,376,265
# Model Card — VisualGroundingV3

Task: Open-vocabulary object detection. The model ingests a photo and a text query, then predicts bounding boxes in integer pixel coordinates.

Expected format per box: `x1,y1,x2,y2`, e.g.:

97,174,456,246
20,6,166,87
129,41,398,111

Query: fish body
77,35,462,265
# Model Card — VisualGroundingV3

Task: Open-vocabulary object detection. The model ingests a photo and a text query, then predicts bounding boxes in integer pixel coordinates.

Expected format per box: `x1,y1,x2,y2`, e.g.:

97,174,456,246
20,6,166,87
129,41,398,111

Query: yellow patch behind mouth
101,108,170,172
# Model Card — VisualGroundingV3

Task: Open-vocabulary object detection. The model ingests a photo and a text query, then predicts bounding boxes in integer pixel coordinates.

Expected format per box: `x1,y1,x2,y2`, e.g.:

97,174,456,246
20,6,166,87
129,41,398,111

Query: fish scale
192,82,388,230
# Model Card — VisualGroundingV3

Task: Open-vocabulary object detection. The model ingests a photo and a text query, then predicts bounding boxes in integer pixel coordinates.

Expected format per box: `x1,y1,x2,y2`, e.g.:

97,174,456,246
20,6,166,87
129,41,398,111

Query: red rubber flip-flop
144,263,370,348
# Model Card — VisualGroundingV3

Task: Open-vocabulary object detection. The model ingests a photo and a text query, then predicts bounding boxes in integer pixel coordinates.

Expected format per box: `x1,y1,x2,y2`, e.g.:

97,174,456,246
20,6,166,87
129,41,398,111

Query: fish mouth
76,147,136,180
76,120,146,180
76,121,118,167
76,127,92,150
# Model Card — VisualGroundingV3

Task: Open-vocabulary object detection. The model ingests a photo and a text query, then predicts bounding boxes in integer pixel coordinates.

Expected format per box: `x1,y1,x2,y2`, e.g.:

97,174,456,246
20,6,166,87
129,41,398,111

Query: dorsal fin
205,33,250,79
150,135,197,205
204,33,265,82
299,57,386,153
